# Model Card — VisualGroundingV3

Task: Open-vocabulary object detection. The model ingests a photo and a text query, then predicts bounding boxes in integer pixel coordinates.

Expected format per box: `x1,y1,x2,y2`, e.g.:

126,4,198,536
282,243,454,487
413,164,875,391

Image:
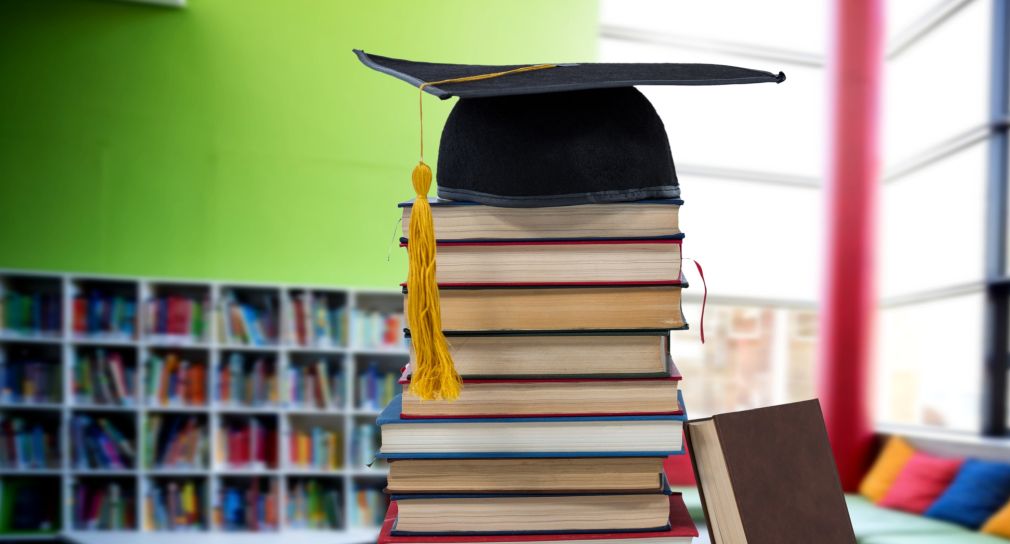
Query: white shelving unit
0,269,407,544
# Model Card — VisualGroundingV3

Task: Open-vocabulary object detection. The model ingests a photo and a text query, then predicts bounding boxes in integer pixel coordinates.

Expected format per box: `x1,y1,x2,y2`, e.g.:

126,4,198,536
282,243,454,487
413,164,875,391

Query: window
600,0,1009,434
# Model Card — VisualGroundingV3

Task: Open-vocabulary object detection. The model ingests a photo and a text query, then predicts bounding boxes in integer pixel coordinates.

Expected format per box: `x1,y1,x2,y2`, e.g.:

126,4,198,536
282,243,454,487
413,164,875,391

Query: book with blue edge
376,391,686,459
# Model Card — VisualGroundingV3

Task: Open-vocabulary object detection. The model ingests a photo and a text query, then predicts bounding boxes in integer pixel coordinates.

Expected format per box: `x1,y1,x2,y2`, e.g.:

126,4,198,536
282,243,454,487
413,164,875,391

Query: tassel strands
407,63,557,401
406,162,461,401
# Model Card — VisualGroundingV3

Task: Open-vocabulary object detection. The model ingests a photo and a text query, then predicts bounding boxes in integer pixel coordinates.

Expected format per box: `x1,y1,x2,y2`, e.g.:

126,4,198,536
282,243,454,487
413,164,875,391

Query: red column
819,0,885,491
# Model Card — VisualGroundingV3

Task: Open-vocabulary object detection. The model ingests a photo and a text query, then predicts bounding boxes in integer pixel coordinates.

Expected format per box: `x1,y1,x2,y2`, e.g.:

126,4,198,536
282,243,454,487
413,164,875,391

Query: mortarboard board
355,50,784,400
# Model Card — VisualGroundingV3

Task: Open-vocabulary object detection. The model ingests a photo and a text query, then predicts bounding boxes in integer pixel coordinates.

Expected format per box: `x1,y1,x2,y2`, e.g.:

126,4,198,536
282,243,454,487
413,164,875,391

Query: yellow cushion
982,500,1010,538
859,436,916,503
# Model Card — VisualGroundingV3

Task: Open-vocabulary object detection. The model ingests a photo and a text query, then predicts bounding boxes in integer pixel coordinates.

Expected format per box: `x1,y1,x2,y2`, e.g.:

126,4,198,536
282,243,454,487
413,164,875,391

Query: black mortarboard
355,50,785,207
355,50,784,401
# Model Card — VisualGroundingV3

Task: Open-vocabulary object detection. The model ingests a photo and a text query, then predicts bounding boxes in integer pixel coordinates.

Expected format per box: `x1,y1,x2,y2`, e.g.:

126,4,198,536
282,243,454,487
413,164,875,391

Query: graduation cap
354,50,785,400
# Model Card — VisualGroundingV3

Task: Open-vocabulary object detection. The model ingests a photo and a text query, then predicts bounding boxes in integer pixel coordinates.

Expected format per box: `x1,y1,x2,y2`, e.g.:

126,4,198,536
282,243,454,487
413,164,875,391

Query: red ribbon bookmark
691,259,707,344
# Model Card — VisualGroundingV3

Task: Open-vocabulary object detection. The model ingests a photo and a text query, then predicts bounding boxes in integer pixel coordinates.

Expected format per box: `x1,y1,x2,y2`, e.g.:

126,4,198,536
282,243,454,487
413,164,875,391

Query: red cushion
879,452,963,514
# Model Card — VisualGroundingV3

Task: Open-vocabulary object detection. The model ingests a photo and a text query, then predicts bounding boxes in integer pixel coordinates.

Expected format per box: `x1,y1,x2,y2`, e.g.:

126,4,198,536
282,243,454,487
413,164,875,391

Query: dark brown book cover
685,400,856,544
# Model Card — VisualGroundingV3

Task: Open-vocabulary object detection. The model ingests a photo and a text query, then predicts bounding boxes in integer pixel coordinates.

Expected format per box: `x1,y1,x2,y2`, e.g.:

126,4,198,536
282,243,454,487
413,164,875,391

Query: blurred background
0,0,1008,542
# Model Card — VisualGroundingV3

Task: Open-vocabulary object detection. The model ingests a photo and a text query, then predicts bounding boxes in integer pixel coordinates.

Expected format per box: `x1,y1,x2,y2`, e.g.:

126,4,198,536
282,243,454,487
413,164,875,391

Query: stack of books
376,199,697,543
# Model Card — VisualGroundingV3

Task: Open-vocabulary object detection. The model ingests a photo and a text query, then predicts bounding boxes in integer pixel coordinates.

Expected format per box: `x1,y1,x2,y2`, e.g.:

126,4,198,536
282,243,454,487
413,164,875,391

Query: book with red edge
398,361,682,419
377,494,698,543
399,239,683,287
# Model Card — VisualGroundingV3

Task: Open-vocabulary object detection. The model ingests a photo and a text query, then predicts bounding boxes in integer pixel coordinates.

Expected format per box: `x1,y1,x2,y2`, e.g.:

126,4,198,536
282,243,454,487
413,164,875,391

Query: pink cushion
879,452,963,514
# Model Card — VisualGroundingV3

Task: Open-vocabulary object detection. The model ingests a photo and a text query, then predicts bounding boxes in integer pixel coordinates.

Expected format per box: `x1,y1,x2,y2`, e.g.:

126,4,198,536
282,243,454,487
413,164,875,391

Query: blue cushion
925,459,1010,529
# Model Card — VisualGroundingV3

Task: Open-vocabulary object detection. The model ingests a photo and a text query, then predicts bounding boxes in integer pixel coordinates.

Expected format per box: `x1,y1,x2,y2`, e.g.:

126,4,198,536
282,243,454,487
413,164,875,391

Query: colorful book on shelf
352,308,406,350
74,481,135,530
286,292,346,347
358,363,399,411
217,353,277,407
145,479,204,530
399,362,681,418
288,426,341,469
402,239,683,286
74,349,134,405
146,353,207,406
406,330,673,379
71,415,134,469
352,485,389,529
286,479,343,529
287,360,343,409
0,415,59,469
402,283,687,333
72,292,136,338
218,478,278,531
386,457,667,494
398,198,682,242
389,481,674,536
145,295,208,342
0,360,61,403
351,422,381,468
146,414,206,469
219,294,278,346
218,418,277,469
1,291,61,336
685,399,856,544
376,393,686,459
378,495,697,544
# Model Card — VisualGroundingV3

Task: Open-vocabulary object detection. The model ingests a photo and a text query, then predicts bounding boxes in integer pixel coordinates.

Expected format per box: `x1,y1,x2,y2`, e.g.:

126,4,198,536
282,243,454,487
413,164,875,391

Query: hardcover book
376,393,686,459
377,495,698,543
399,366,681,418
390,481,674,535
386,457,667,494
406,331,674,379
684,400,856,544
403,284,686,332
407,239,682,286
399,198,682,242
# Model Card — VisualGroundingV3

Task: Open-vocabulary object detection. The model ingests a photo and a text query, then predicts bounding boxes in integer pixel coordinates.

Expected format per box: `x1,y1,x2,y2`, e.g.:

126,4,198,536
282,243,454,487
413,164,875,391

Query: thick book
399,366,682,418
386,457,667,494
390,482,674,535
684,400,856,544
407,331,673,379
377,495,698,543
404,239,682,286
403,285,686,332
399,198,682,242
376,393,685,459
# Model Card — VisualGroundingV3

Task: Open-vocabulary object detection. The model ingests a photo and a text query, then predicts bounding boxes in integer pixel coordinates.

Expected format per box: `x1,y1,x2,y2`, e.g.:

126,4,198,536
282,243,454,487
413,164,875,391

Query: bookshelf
0,270,407,544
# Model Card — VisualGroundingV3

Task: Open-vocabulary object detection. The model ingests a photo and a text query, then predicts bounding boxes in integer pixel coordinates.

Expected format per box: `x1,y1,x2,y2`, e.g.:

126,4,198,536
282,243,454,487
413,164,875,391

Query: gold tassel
406,63,558,401
407,161,461,400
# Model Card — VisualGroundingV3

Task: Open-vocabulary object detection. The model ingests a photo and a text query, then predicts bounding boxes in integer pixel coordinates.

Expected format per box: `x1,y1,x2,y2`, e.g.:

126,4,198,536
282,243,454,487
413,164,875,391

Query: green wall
0,0,598,287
